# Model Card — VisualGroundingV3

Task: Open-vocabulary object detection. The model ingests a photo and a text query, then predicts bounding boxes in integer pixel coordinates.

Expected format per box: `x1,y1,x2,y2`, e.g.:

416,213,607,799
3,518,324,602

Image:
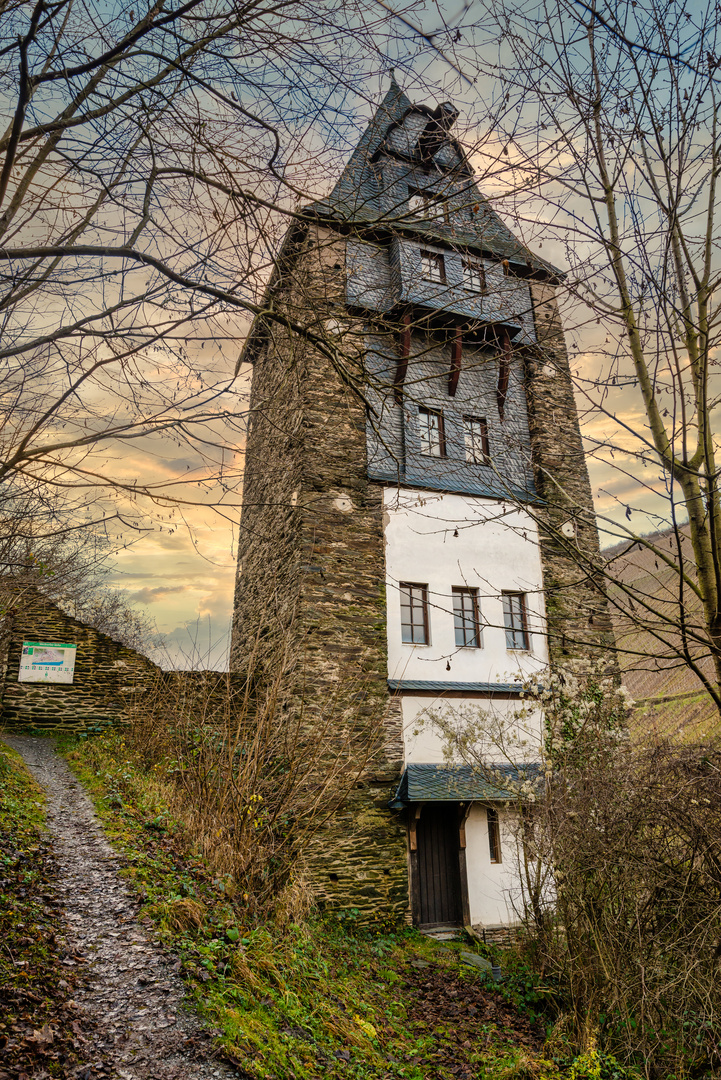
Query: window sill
414,453,493,467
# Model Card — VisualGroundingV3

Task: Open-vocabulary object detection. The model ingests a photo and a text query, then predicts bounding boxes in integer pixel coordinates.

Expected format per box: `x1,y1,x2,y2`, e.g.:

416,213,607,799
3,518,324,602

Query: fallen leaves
28,1022,54,1047
401,962,544,1079
354,1015,378,1039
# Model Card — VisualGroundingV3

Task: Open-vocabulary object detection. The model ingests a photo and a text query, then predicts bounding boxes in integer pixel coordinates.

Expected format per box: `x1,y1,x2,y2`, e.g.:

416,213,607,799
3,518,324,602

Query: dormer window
409,187,449,222
421,250,446,284
416,103,459,162
463,259,486,293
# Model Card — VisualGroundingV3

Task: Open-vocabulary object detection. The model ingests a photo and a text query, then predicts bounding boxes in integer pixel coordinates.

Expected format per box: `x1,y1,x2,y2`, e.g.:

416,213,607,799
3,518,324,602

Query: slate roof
305,78,560,277
389,762,542,805
387,679,525,694
319,79,414,219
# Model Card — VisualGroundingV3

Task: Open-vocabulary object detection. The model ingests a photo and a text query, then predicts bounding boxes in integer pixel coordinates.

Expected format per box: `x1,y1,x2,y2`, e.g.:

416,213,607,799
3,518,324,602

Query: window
502,592,529,650
452,587,481,648
462,259,486,293
408,188,425,215
464,416,490,466
487,808,502,863
400,583,429,644
420,250,446,284
409,187,449,221
418,407,445,457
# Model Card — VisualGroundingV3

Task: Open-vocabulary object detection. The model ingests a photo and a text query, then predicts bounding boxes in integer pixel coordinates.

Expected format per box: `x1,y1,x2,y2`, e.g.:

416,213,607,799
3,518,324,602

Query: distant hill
604,527,720,741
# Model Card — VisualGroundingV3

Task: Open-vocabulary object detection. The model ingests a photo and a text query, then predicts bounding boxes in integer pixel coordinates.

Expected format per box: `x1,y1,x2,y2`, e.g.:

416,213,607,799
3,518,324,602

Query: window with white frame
400,582,429,644
462,259,486,293
420,250,446,283
408,187,449,221
418,407,445,457
464,416,490,466
502,592,529,650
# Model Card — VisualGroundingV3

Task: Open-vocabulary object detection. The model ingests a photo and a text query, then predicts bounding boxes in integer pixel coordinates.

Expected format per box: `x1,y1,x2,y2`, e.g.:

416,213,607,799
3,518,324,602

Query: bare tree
0,0,418,570
438,0,721,710
422,661,721,1075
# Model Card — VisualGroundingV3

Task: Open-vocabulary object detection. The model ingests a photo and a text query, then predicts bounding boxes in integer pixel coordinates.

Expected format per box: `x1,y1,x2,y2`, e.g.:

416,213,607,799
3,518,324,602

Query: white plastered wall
383,486,547,925
465,805,523,926
383,487,548,687
401,693,543,764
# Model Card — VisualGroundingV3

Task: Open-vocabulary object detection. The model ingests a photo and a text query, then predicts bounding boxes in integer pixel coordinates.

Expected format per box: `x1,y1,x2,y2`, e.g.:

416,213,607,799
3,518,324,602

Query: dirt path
3,735,244,1080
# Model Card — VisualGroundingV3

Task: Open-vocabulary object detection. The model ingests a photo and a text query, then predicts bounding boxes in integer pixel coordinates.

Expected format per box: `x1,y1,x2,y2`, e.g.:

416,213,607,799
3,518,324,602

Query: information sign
19,642,77,684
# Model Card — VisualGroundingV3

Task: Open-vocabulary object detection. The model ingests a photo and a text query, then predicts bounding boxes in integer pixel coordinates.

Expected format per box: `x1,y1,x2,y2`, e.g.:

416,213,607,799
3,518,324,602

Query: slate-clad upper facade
346,236,535,328
364,330,536,500
308,79,548,502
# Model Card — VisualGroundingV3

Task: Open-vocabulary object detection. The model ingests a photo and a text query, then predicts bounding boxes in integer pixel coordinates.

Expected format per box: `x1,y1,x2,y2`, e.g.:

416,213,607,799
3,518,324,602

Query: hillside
605,528,720,739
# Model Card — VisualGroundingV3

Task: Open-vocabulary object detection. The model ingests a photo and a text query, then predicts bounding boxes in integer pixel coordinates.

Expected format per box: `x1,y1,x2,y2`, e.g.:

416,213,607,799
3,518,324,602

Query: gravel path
3,734,244,1080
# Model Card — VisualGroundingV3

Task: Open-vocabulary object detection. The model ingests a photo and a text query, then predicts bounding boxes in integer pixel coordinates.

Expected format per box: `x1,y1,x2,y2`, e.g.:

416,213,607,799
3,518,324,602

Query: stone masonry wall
524,282,615,662
365,328,535,499
0,588,159,731
295,227,407,917
232,224,408,920
229,325,304,677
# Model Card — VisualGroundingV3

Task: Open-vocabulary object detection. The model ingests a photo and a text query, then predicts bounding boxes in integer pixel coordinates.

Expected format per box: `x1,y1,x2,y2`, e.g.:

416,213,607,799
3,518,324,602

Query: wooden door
415,803,463,927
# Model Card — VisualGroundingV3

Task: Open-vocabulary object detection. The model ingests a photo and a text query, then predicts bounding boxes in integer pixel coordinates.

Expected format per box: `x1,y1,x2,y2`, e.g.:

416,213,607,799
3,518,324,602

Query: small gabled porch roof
389,762,542,808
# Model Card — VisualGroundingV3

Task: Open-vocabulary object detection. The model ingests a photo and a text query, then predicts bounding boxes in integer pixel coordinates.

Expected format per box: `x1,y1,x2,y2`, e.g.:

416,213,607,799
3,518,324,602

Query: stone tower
231,80,612,928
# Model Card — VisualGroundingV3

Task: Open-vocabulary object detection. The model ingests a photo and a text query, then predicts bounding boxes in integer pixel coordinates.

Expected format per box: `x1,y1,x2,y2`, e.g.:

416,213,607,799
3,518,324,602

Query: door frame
409,801,471,927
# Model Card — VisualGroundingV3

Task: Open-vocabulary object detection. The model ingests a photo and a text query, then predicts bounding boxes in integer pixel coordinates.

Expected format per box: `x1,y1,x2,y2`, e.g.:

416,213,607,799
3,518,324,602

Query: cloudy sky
97,109,644,668
93,2,713,668
99,359,250,669
110,505,237,669
100,94,623,671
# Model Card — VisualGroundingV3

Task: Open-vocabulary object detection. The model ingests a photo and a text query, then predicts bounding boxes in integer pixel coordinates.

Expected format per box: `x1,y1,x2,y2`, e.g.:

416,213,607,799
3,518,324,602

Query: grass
55,729,642,1080
0,742,48,999
57,730,565,1079
631,690,721,744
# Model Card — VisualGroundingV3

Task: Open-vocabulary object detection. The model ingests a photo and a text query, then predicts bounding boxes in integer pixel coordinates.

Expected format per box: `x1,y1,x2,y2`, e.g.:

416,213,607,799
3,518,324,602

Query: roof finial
388,66,400,91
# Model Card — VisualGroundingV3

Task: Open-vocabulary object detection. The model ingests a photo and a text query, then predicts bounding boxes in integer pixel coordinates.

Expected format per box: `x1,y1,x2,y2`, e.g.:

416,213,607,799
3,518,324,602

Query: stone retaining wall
0,590,249,734
0,588,159,731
